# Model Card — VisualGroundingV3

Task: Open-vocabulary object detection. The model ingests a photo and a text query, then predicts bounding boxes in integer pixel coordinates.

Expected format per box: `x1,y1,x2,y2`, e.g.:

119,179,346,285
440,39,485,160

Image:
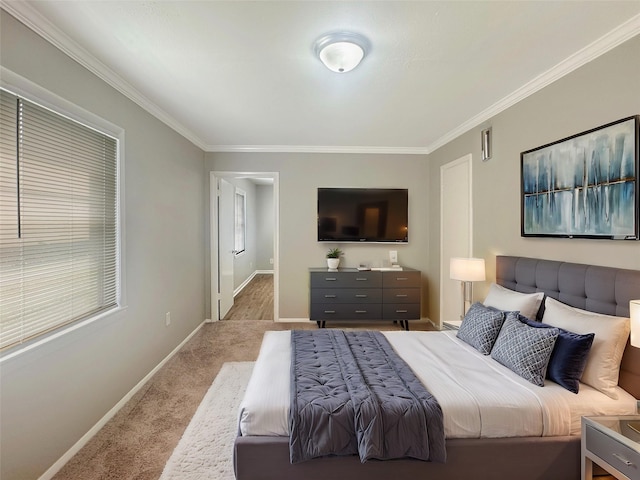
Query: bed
233,256,640,480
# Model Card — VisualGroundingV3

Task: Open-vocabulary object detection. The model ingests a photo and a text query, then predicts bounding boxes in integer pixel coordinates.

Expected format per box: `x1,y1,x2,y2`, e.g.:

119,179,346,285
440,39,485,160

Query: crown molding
206,144,429,155
1,1,208,151
4,2,639,156
428,13,640,153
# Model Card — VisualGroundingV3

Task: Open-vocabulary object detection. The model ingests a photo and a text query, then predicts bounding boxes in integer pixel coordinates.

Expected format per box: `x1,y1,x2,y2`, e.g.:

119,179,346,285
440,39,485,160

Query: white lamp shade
450,257,486,282
631,300,640,348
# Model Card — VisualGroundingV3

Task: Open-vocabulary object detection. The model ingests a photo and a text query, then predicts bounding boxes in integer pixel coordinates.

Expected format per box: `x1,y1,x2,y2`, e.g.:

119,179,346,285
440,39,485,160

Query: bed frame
233,256,640,480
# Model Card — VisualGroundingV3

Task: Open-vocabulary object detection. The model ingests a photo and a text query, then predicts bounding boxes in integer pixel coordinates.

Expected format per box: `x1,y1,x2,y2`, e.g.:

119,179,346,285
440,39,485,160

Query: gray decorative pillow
491,312,559,386
456,303,506,355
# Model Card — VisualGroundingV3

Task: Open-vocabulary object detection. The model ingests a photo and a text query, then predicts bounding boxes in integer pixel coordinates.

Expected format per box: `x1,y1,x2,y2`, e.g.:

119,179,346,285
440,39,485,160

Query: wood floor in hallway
223,273,274,321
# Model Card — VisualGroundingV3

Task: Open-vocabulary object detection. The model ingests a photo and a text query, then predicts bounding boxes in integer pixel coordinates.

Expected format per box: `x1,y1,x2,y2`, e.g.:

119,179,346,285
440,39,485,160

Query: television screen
317,188,408,243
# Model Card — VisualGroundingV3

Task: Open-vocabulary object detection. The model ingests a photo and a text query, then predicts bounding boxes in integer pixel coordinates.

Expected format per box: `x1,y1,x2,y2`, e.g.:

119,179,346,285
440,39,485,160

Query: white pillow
541,297,630,399
483,283,544,320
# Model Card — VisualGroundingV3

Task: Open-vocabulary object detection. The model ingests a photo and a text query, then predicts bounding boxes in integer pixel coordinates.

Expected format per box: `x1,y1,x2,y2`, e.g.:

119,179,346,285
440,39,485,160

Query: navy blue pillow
516,314,594,393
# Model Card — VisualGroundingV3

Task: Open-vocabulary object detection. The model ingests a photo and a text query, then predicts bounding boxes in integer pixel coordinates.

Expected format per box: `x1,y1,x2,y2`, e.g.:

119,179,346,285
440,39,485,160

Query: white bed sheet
238,330,637,438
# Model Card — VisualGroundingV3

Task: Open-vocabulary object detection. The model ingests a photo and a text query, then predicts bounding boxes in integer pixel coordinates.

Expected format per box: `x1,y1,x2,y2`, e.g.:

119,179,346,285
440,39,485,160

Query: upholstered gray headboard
496,256,640,399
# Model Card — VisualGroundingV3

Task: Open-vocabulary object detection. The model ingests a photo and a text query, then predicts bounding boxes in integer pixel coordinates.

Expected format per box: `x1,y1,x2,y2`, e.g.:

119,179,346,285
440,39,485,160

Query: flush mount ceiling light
314,32,369,73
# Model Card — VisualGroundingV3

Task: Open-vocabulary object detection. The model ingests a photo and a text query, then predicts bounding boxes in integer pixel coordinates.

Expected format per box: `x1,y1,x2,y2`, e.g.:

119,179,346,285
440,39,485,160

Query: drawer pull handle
396,294,408,298
356,278,368,281
325,278,337,281
324,295,336,298
355,310,367,314
355,294,368,298
323,310,336,314
396,310,408,313
396,277,408,281
612,453,634,467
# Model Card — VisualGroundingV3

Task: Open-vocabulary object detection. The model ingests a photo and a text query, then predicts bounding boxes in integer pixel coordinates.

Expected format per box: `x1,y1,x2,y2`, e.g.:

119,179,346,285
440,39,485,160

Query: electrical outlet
389,250,398,264
269,258,274,265
165,312,171,327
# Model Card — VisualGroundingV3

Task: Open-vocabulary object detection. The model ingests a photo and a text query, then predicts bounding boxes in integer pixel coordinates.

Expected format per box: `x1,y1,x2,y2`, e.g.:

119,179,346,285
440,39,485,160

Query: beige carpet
159,361,254,480
52,319,430,479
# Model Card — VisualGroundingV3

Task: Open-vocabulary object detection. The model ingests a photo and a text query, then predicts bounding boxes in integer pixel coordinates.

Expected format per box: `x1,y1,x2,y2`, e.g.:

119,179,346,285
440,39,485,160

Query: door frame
439,154,473,328
210,171,279,322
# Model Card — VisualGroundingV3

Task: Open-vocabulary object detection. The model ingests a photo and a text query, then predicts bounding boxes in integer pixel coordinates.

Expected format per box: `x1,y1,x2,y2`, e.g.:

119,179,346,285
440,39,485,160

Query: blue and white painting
521,117,638,238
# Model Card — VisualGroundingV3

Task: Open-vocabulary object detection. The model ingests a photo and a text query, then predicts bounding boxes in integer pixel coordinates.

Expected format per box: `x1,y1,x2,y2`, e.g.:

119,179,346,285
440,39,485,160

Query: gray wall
1,11,206,479
2,6,639,479
426,34,640,323
203,154,430,320
256,184,275,271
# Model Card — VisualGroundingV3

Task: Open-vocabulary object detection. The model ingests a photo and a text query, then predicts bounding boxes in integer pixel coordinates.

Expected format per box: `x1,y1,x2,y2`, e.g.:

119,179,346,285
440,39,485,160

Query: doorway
439,154,472,327
210,172,279,322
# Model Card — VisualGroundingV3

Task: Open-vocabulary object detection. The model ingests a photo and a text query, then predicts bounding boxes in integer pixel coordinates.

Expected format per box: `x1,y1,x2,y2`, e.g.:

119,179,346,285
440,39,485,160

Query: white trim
37,320,206,480
234,270,275,296
207,144,429,155
276,317,310,323
429,13,640,153
0,306,126,363
234,271,257,297
0,67,127,358
5,2,638,155
210,172,280,322
439,154,473,329
2,1,208,151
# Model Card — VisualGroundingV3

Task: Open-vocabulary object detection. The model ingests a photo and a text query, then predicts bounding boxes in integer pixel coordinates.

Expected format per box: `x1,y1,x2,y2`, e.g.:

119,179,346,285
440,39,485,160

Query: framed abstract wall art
521,115,639,240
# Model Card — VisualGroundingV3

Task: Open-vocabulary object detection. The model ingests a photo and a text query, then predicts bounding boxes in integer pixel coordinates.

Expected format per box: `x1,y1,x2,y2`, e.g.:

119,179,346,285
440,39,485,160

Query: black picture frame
520,115,639,240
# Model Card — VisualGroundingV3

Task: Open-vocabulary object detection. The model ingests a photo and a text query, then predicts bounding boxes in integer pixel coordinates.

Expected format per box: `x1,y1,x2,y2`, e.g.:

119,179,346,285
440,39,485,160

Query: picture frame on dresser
521,115,640,240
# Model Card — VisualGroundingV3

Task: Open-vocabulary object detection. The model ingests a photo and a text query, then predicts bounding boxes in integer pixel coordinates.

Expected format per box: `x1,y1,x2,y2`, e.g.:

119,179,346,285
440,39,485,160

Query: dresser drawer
310,303,382,320
585,424,640,479
310,271,382,288
382,288,420,304
382,304,421,320
382,271,421,288
311,288,382,304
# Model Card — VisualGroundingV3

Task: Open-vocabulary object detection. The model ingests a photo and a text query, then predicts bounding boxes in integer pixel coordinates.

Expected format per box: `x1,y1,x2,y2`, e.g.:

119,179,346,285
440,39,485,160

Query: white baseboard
276,317,310,323
38,321,206,480
233,270,274,297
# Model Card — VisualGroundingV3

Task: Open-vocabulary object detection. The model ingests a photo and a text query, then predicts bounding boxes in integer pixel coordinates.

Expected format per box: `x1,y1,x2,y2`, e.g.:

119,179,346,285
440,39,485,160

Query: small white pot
327,258,340,269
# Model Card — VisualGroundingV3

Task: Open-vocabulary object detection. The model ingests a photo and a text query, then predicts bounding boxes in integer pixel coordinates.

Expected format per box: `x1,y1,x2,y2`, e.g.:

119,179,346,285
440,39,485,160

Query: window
234,189,246,255
0,89,119,351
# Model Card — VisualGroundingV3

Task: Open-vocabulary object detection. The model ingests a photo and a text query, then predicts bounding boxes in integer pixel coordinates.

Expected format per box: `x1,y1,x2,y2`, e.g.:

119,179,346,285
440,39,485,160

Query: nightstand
442,320,462,331
582,415,640,480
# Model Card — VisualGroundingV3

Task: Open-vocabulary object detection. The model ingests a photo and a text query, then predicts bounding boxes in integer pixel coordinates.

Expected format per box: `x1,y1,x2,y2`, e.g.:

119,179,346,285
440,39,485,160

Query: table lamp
450,257,486,319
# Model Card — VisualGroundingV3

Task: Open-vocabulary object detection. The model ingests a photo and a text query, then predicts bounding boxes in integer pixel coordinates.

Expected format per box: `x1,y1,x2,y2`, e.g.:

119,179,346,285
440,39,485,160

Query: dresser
309,267,421,330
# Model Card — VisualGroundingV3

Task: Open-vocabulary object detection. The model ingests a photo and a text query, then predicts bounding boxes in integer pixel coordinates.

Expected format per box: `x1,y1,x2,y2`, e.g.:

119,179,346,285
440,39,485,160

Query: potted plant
326,247,343,270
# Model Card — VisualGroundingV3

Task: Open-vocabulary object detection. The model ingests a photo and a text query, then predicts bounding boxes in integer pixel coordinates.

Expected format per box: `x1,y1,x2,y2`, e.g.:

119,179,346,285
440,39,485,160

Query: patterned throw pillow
491,312,559,386
456,303,506,355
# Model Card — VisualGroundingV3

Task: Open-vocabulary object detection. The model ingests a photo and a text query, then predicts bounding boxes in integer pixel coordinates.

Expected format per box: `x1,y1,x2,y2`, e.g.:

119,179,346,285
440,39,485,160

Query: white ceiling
5,1,640,154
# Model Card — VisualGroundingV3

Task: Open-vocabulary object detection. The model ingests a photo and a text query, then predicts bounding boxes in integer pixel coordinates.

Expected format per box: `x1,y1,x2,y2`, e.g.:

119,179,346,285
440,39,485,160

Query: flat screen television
317,188,408,243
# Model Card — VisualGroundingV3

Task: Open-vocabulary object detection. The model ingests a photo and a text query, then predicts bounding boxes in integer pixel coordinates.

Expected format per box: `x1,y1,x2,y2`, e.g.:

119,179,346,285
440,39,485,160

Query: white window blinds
0,89,118,351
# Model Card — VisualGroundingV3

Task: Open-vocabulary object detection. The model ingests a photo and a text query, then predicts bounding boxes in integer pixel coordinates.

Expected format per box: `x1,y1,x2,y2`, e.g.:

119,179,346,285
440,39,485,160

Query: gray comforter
289,330,446,464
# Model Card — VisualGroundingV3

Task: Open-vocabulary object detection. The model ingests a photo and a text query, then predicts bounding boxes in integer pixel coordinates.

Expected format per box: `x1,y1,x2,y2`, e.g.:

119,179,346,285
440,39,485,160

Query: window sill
0,304,127,363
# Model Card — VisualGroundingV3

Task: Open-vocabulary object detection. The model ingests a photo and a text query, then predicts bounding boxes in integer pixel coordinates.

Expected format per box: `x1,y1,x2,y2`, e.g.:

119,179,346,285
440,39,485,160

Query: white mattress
239,330,637,438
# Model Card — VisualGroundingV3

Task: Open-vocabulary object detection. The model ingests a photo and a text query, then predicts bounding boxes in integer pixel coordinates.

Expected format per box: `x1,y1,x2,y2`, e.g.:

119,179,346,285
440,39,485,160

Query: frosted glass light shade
450,257,486,282
631,300,640,348
315,33,368,73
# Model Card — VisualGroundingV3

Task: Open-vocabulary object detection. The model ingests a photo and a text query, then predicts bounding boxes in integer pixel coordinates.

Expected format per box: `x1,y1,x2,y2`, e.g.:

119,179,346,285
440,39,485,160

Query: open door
218,178,235,319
